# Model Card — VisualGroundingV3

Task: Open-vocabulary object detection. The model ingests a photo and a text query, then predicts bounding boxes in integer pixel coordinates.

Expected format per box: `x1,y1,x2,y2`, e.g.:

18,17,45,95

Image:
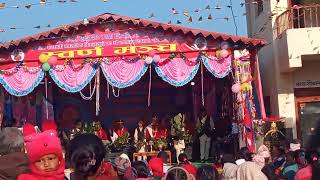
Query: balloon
145,56,153,64
221,41,230,49
220,49,230,58
42,63,51,71
48,56,58,65
153,55,161,63
215,50,221,59
39,54,49,63
148,50,157,57
231,83,241,93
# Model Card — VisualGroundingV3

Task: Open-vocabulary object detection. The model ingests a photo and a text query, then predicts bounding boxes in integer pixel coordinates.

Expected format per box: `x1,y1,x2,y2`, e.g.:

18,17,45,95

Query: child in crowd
18,123,65,180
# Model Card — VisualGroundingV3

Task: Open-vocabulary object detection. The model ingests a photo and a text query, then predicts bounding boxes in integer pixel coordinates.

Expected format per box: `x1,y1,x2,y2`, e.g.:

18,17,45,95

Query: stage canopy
0,13,264,97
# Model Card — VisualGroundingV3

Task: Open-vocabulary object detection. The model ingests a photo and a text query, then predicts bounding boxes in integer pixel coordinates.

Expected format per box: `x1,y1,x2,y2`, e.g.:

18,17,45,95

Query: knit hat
148,157,164,177
42,120,57,131
23,127,65,179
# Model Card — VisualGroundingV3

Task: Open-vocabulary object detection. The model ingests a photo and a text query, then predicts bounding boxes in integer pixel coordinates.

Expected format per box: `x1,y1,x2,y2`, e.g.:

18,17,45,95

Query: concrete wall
246,0,320,139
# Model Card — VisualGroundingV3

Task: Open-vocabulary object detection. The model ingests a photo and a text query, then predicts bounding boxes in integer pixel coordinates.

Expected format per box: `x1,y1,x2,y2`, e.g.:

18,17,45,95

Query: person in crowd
68,133,111,180
294,151,319,180
115,153,131,178
164,167,194,180
157,151,172,173
261,163,278,180
235,147,252,165
134,119,147,160
272,145,286,170
178,153,197,178
0,127,30,180
221,154,237,180
282,151,298,180
18,124,65,180
196,107,214,163
196,165,219,180
148,156,164,180
111,119,129,143
132,161,149,180
295,149,308,169
236,161,268,180
253,145,271,168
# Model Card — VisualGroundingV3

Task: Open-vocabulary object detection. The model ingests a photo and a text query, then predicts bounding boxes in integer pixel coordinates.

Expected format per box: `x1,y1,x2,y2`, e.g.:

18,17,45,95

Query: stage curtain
155,57,199,87
49,63,97,93
0,67,44,96
101,57,148,88
201,55,232,78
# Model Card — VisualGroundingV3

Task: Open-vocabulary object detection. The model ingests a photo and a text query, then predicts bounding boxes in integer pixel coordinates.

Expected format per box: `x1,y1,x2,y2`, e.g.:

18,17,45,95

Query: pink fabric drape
156,57,199,86
1,67,43,95
203,56,232,77
50,63,95,91
101,58,147,88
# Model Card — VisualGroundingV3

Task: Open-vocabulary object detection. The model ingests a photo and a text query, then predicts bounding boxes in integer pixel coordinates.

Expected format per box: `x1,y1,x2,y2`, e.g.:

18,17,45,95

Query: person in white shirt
196,107,214,162
134,119,147,160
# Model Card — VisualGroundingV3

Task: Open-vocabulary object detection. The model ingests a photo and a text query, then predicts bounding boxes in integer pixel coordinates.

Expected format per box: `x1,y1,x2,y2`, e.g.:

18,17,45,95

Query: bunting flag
188,16,193,23
183,11,189,17
208,14,213,20
149,13,155,18
198,16,203,22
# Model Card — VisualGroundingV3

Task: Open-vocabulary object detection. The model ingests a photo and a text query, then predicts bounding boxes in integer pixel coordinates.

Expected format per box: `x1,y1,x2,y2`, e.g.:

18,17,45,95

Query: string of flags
0,0,109,10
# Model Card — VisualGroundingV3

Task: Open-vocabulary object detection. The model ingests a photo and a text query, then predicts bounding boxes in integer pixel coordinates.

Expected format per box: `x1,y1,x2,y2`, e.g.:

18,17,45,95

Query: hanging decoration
155,54,199,87
101,57,148,88
49,62,97,93
0,66,44,96
201,51,232,78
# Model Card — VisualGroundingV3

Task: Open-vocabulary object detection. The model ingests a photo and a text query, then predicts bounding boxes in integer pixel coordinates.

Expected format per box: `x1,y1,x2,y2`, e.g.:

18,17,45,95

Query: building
246,0,320,146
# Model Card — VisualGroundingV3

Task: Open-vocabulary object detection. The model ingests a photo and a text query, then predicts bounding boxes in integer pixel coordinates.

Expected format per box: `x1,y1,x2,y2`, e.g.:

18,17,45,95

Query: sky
0,0,248,43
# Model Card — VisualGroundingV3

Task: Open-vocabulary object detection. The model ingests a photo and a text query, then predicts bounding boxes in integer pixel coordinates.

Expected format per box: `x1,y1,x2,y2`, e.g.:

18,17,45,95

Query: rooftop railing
276,4,320,36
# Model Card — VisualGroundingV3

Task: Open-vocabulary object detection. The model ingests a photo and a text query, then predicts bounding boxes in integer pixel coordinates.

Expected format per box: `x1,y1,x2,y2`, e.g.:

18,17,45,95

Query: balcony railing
276,4,320,36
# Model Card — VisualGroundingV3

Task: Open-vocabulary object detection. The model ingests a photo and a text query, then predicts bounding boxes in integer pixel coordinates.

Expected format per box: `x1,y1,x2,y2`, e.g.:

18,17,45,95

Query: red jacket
114,127,128,137
95,128,110,141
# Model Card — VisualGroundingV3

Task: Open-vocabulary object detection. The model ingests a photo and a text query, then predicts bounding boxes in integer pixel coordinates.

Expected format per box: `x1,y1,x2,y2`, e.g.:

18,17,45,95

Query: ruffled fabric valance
155,57,199,87
49,63,97,92
0,53,234,96
202,55,232,78
101,57,148,88
0,67,44,96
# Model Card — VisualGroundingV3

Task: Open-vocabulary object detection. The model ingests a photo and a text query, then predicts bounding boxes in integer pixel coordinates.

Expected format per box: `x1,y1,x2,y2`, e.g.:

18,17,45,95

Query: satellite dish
10,49,24,62
194,37,207,50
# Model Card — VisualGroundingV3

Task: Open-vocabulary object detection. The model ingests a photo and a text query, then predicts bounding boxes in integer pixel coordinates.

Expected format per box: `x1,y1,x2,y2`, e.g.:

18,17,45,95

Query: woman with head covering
236,161,268,180
252,145,271,168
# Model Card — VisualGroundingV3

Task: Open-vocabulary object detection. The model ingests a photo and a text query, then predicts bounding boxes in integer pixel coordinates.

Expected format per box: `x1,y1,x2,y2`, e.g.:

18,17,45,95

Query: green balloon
42,62,51,71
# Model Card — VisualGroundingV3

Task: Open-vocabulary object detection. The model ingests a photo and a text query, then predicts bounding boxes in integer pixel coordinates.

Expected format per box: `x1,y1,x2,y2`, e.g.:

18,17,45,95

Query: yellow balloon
39,54,49,63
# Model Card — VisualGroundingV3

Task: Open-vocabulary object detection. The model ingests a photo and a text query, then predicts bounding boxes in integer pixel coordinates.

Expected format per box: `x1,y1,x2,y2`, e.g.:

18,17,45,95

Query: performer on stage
196,107,214,163
111,119,129,143
70,120,83,140
94,121,110,144
171,113,186,163
134,119,147,160
146,114,167,151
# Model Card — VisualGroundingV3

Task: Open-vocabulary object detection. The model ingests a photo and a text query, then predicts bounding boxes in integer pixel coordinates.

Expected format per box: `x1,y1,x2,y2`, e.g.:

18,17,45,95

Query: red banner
0,28,198,67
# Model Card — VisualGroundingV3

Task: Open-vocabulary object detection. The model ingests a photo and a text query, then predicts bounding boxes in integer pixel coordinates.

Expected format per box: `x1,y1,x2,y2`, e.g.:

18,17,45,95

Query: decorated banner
0,28,199,64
